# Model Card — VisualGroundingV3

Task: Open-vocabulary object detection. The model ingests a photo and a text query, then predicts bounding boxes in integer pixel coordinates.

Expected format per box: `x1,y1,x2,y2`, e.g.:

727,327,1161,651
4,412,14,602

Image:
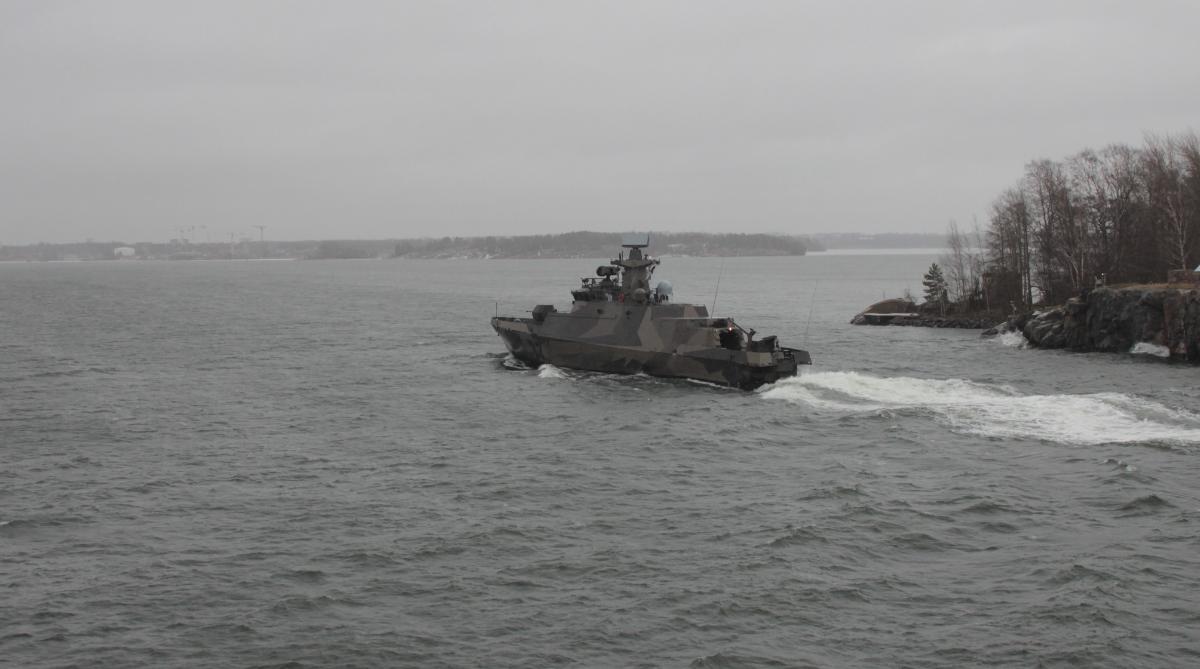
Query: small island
853,129,1200,363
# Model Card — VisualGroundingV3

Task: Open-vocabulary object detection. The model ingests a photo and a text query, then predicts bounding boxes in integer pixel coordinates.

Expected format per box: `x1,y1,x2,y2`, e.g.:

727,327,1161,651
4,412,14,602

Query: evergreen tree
923,262,949,314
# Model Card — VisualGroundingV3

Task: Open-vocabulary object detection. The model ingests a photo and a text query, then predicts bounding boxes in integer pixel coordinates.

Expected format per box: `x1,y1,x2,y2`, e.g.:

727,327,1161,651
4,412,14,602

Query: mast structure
612,233,659,301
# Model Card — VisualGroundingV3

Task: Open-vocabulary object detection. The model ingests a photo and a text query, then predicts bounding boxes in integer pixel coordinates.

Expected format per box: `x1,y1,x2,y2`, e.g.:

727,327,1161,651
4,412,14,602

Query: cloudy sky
2,1,1197,244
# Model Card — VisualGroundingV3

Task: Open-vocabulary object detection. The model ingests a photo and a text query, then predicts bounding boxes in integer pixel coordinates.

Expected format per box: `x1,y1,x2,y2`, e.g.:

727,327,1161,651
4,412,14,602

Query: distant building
113,246,136,258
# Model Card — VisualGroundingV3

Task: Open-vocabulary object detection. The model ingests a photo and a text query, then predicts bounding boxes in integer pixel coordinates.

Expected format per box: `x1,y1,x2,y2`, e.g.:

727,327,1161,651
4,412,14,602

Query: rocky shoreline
984,287,1200,362
851,287,1200,363
850,312,999,329
849,298,1001,330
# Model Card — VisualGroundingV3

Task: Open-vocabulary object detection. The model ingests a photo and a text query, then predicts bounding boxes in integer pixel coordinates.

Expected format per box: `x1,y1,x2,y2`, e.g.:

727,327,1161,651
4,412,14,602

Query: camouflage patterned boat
492,234,811,389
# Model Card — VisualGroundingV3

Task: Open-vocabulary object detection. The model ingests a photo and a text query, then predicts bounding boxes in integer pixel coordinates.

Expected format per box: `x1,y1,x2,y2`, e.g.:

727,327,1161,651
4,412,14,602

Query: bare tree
1026,158,1087,301
968,217,988,307
942,220,969,306
981,129,1198,306
941,219,988,310
986,187,1033,307
1177,131,1200,269
1098,144,1148,280
1144,133,1193,271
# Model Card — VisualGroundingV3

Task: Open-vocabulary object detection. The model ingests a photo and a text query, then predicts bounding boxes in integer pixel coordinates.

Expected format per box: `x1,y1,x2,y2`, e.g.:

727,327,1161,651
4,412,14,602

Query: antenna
711,259,725,316
804,280,819,347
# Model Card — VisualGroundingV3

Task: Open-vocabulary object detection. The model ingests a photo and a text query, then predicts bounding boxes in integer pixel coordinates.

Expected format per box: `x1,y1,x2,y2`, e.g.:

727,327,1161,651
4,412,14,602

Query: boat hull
493,317,804,390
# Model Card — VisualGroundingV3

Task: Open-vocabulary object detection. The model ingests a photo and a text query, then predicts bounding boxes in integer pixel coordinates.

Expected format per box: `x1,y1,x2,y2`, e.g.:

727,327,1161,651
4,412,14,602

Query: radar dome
655,281,674,298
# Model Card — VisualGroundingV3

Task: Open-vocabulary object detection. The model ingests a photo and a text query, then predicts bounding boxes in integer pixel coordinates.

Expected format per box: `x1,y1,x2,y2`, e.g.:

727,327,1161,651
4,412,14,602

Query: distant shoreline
809,248,944,256
0,249,950,264
1,231,954,262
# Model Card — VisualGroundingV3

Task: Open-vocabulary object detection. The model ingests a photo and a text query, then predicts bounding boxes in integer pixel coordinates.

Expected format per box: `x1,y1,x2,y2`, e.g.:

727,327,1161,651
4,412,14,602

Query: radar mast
613,233,658,301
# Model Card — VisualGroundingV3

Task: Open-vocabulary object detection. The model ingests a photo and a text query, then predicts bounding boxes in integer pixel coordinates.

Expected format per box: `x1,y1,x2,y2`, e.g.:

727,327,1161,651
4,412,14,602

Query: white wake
760,371,1200,445
537,364,569,379
1130,342,1171,358
995,330,1028,348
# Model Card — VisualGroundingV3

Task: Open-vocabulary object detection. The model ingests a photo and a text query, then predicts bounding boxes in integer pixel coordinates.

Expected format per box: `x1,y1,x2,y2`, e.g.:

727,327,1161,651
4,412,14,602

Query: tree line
976,130,1200,308
393,231,813,258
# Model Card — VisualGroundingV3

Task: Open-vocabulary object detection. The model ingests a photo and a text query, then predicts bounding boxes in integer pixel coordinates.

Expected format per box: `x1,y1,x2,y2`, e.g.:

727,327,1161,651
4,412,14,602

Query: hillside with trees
981,130,1200,309
915,130,1200,318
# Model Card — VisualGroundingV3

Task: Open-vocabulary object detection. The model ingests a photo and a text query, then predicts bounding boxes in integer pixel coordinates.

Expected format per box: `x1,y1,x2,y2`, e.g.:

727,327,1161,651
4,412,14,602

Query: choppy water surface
3,255,1199,668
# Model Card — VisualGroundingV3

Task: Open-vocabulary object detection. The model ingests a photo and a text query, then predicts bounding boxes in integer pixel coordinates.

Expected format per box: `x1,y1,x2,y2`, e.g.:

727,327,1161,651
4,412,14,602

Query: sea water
3,254,1199,667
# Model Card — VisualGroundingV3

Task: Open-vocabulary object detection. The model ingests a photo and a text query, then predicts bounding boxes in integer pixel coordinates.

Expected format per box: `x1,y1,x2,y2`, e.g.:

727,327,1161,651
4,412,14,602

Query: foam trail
761,371,1200,445
1130,342,1170,358
995,331,1028,348
537,364,569,379
501,354,532,370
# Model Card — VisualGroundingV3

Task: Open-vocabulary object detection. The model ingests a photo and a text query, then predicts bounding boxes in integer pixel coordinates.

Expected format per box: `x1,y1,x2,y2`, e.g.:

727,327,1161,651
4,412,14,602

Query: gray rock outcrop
987,287,1200,362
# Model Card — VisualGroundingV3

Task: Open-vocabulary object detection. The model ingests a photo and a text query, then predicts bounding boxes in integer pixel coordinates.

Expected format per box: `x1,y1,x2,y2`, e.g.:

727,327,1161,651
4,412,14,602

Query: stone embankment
983,286,1200,362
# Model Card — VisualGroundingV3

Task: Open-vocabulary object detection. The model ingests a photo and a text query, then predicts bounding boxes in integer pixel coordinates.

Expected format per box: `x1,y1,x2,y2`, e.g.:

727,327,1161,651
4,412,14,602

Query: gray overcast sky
2,1,1197,244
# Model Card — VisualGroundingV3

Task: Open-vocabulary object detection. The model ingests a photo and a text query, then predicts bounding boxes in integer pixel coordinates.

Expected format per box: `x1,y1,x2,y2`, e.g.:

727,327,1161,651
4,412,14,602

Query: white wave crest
501,354,532,370
537,364,569,379
995,330,1028,348
1130,342,1170,358
761,371,1200,445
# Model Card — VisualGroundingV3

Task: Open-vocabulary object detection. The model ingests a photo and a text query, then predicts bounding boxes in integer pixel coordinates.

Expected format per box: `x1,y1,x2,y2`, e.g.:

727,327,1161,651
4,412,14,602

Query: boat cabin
570,234,671,307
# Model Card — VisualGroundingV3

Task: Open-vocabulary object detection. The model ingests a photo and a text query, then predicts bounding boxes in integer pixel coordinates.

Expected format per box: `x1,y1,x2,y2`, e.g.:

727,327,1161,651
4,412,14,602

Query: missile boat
491,234,811,389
